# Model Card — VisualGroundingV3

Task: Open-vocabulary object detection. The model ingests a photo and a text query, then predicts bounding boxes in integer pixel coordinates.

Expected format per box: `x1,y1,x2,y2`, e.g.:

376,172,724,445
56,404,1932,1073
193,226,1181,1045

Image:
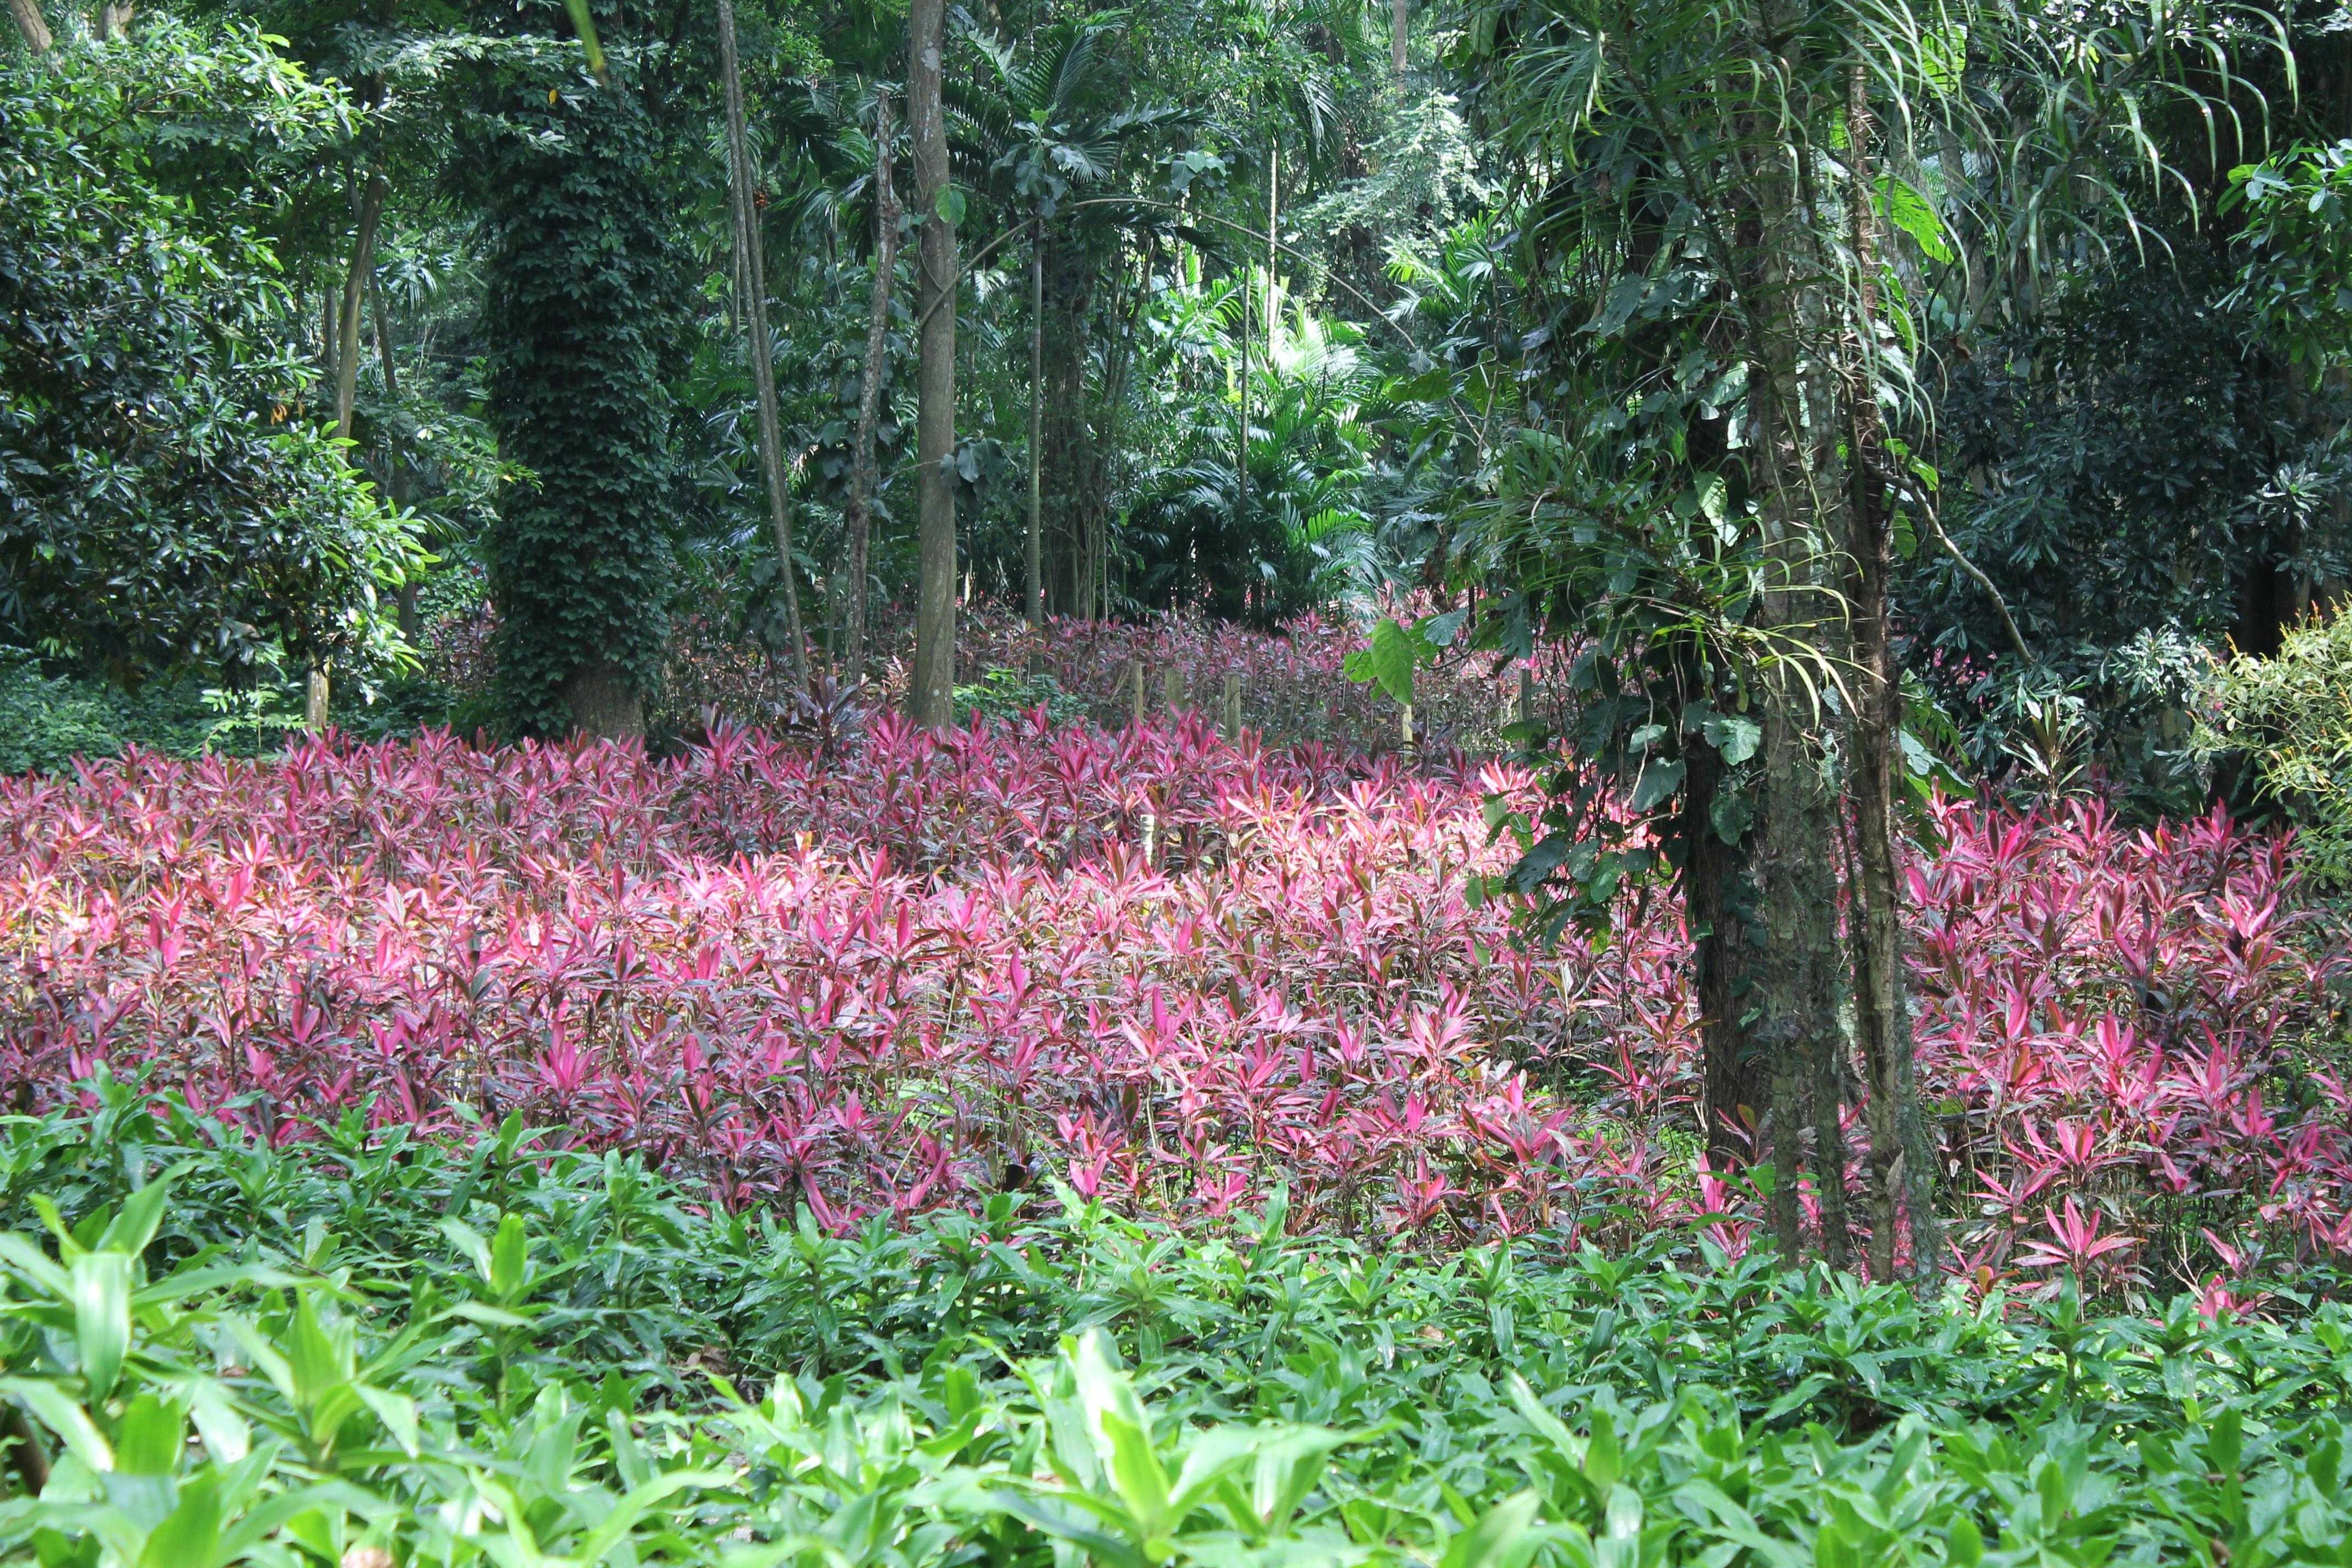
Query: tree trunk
1085,246,1146,622
1721,83,1850,1264
305,667,331,731
1842,59,1941,1283
720,0,808,686
372,271,418,642
308,168,389,731
1234,251,1249,603
8,0,50,55
336,171,389,445
1683,735,1768,1167
562,659,645,742
841,88,898,685
908,0,958,726
1027,224,1044,637
1391,0,1406,76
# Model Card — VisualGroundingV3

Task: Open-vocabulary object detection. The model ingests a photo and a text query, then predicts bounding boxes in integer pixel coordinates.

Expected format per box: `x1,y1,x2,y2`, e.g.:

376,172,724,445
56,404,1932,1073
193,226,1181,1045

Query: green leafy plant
2,1089,2352,1564
951,666,1090,724
2195,607,2352,882
0,21,422,692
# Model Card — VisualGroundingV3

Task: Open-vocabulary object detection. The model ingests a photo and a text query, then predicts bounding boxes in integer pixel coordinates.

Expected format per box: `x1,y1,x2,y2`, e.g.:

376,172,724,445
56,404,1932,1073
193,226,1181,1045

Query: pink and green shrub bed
1,701,2345,1299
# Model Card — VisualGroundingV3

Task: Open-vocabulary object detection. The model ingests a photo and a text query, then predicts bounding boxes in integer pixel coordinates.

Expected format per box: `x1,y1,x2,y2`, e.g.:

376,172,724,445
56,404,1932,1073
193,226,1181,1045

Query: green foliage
0,657,213,776
1912,250,2349,810
2195,609,2352,884
952,666,1090,724
1342,614,1436,705
8,1081,2352,1563
0,22,421,689
0,650,476,775
2226,139,2352,368
1134,295,1386,624
1293,85,1498,275
464,8,692,736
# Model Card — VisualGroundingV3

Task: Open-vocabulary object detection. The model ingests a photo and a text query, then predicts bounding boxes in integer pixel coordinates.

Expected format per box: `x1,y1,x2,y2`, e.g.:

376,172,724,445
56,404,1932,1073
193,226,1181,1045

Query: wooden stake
1222,671,1242,739
1163,666,1183,714
1130,660,1146,728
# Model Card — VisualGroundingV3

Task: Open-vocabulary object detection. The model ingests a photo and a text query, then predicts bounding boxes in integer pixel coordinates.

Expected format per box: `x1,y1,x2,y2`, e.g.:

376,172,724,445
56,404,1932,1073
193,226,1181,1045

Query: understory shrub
6,1090,2352,1565
0,654,304,774
2197,606,2352,884
431,602,1549,754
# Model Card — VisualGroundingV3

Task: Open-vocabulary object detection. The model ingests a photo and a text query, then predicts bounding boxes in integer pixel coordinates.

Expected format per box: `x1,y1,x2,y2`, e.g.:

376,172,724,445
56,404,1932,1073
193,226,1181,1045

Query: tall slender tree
719,0,808,686
907,0,957,726
841,86,899,685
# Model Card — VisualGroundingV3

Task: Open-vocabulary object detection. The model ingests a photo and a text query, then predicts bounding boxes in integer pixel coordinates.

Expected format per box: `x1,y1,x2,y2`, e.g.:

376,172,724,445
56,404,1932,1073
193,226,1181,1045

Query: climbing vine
469,0,691,737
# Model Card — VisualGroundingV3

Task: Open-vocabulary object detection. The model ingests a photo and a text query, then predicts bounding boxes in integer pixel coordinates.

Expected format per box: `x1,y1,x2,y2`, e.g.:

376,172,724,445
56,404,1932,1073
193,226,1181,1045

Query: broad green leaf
1441,1490,1544,1568
353,1387,418,1458
0,1378,113,1472
98,1168,189,1260
1585,1409,1620,1490
213,1482,384,1562
182,1380,250,1464
1245,1425,1351,1533
1922,23,1966,94
72,1251,133,1403
0,1232,72,1300
1354,617,1420,706
135,1260,302,1309
1506,1375,1578,1453
1630,758,1685,812
439,1302,533,1328
437,1218,492,1282
489,1213,530,1302
571,1468,738,1562
286,1294,353,1412
1701,711,1761,765
1877,176,1955,264
1166,1424,1260,1520
115,1394,187,1476
137,1471,220,1568
1073,1331,1169,1529
1098,1409,1171,1534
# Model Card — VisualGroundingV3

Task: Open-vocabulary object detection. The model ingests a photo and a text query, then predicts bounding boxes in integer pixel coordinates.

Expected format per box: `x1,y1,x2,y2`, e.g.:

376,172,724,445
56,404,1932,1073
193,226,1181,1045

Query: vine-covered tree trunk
908,0,957,726
476,81,679,742
1722,52,1856,1264
1027,228,1044,634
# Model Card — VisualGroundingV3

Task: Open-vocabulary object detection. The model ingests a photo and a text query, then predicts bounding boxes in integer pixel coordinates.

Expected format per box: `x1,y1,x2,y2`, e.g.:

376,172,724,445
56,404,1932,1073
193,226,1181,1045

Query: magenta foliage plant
3,654,2345,1296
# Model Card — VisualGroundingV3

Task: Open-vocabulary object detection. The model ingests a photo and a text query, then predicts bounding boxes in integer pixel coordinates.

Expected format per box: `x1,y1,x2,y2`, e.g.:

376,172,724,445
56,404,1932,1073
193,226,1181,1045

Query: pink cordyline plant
2,673,2345,1291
